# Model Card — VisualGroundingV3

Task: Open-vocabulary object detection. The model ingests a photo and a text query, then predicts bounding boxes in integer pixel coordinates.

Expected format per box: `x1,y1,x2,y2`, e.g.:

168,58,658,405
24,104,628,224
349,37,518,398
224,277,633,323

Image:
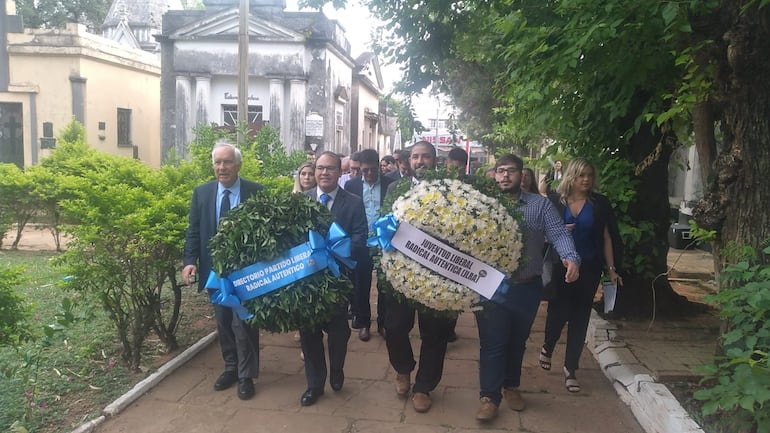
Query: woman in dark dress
539,158,623,392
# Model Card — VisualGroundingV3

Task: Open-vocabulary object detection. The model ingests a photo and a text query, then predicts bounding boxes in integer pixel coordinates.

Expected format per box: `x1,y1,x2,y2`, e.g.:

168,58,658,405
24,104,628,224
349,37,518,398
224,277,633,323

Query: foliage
50,145,188,370
693,244,770,432
209,191,352,333
0,164,23,247
188,124,304,188
381,94,424,144
1,251,211,433
597,158,657,279
14,0,110,30
0,164,38,249
0,267,31,347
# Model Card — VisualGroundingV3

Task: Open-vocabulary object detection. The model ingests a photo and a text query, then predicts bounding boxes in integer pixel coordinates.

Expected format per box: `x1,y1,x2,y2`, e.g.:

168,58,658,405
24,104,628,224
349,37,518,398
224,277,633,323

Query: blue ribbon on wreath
367,214,399,252
206,222,356,320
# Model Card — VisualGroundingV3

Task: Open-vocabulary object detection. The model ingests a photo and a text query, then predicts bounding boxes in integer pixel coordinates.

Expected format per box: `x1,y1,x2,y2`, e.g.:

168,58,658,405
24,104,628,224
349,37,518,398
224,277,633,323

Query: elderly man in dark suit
299,151,369,406
344,148,394,341
182,141,262,400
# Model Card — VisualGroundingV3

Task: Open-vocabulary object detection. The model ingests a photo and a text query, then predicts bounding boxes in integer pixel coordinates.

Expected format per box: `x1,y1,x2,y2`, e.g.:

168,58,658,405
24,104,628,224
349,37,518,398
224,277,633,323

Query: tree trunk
612,123,697,317
694,3,770,256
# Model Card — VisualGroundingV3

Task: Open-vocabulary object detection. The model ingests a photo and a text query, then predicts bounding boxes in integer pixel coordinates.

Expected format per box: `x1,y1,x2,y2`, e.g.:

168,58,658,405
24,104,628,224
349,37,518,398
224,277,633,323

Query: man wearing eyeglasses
299,151,368,407
474,153,580,422
345,149,394,341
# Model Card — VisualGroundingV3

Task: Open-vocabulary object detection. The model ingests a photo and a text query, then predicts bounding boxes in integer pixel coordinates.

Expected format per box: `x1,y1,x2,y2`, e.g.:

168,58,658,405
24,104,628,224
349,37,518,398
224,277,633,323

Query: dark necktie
220,190,231,221
320,193,331,207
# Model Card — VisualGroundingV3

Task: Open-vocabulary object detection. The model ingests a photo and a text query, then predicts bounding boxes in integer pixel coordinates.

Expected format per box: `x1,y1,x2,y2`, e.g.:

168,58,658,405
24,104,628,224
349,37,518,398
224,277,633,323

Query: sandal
564,366,580,393
539,346,552,371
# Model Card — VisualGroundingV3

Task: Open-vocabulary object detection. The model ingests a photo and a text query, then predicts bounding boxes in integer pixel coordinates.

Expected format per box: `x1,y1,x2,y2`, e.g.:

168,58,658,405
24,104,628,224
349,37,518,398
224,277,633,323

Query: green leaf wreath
209,191,352,333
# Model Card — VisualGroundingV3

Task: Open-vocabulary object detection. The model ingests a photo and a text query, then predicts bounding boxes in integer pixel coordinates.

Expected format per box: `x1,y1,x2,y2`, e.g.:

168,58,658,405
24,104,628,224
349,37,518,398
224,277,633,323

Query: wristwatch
607,266,616,271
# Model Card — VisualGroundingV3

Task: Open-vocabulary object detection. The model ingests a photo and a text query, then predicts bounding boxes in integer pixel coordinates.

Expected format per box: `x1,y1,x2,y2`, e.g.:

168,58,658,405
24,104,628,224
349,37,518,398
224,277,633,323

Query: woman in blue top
540,158,623,393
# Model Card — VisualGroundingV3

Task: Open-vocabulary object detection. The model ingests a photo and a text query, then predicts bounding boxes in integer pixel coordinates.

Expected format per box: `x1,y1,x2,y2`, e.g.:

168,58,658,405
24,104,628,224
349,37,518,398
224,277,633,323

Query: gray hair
211,140,243,164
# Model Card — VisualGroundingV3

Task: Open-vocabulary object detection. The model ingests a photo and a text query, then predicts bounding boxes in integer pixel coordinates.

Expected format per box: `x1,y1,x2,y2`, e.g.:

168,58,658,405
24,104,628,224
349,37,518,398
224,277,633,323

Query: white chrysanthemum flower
382,178,524,311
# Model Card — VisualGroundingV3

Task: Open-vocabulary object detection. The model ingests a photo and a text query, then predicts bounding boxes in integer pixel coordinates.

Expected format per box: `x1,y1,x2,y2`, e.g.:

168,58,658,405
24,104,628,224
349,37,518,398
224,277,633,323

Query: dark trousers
351,255,374,329
384,295,457,394
544,258,603,372
212,302,260,379
300,306,351,390
475,280,541,405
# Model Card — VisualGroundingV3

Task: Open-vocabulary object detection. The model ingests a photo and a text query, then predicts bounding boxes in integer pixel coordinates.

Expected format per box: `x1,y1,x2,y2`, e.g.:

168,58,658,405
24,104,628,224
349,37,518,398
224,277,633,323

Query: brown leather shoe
503,387,525,411
358,327,371,341
412,392,432,413
395,373,411,396
476,397,498,421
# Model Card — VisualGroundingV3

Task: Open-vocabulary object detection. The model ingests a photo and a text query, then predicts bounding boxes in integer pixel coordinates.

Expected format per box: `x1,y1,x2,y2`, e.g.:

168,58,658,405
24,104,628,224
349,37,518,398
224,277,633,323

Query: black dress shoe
330,369,344,391
300,388,324,406
358,327,371,342
237,378,255,400
214,371,238,391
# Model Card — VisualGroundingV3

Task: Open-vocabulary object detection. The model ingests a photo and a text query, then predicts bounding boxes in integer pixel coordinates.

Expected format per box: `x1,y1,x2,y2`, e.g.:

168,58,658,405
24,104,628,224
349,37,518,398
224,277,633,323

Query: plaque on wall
305,113,323,137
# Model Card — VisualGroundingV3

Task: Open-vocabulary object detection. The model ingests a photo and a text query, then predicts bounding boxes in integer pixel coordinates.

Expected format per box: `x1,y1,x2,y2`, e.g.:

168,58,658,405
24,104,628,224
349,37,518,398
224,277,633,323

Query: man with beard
474,153,580,421
383,140,458,414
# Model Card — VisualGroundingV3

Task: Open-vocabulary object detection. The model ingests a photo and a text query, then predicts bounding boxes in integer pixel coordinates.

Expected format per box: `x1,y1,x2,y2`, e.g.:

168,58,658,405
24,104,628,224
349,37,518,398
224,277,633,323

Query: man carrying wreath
383,140,458,414
474,153,580,421
299,151,369,406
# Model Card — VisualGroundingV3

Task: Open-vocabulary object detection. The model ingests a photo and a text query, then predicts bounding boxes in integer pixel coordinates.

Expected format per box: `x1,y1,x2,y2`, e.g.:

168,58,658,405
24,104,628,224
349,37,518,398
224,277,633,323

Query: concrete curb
70,331,218,433
587,311,705,433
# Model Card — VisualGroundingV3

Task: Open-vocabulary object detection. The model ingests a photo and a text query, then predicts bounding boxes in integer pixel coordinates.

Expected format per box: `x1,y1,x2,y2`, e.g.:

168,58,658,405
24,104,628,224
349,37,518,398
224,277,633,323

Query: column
289,79,306,153
194,76,211,128
269,78,285,144
175,75,193,154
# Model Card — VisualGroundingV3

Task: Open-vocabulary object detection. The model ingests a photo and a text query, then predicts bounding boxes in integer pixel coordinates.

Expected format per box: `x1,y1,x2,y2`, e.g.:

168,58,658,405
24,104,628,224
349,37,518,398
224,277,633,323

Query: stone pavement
586,248,718,433
88,306,646,433
8,228,716,433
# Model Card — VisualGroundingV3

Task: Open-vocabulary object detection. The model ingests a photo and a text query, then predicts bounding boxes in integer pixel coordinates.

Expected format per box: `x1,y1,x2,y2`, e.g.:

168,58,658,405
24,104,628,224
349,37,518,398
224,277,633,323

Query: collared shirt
362,178,382,228
216,178,242,221
317,186,339,210
338,173,352,188
515,191,580,280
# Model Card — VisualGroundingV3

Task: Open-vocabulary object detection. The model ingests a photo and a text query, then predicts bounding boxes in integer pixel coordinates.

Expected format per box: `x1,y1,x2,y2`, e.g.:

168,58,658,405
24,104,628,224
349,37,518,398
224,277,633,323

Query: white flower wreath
380,178,524,311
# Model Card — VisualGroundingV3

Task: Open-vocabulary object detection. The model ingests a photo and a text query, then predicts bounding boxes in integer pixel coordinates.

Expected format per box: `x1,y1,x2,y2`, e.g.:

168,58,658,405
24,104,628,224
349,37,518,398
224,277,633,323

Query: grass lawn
0,250,214,433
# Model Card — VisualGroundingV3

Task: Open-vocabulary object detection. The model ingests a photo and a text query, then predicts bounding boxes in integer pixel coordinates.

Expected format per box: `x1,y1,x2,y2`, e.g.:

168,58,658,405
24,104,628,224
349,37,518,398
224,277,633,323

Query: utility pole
237,0,249,145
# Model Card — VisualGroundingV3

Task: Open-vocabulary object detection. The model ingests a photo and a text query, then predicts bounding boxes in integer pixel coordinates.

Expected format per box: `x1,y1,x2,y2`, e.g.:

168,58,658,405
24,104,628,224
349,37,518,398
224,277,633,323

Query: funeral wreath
375,173,524,313
208,191,353,333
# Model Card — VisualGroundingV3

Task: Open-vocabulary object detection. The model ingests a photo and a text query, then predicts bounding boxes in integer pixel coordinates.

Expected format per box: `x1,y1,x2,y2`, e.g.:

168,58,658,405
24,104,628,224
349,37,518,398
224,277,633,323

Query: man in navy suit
182,142,262,400
299,151,369,406
344,149,394,341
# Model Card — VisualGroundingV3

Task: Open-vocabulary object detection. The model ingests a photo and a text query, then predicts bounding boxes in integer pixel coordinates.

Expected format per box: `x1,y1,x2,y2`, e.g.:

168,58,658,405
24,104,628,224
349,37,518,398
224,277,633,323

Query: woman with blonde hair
521,167,538,194
539,157,623,393
293,161,316,193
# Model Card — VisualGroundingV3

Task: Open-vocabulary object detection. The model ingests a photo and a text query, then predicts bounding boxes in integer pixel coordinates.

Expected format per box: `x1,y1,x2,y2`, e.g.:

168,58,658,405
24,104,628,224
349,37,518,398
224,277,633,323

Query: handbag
541,244,564,301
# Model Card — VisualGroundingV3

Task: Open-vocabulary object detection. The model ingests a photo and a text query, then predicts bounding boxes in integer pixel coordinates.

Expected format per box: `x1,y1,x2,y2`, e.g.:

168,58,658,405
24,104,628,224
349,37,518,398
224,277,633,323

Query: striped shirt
515,191,580,280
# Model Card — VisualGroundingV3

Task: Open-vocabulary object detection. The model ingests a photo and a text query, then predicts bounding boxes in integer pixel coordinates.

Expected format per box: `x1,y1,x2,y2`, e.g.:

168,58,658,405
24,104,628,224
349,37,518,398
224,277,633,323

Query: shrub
0,267,31,347
51,145,188,370
694,244,770,432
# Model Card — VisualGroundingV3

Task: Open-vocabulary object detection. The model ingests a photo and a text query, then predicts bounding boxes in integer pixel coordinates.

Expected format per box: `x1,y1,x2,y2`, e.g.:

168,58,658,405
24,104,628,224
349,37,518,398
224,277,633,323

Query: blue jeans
475,280,542,405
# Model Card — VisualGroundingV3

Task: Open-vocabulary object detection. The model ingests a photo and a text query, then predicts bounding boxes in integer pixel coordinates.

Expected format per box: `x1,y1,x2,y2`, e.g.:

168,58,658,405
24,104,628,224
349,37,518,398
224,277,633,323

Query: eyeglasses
495,167,520,175
316,165,339,172
361,167,377,174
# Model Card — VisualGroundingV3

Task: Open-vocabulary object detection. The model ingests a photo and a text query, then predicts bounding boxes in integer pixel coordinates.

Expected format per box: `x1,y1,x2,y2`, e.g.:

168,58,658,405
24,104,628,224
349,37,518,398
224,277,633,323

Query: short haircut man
447,147,468,168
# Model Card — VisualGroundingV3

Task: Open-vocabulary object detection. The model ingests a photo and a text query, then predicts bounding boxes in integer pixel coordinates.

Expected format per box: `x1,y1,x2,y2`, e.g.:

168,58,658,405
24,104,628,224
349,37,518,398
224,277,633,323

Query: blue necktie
320,193,331,206
220,190,231,221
